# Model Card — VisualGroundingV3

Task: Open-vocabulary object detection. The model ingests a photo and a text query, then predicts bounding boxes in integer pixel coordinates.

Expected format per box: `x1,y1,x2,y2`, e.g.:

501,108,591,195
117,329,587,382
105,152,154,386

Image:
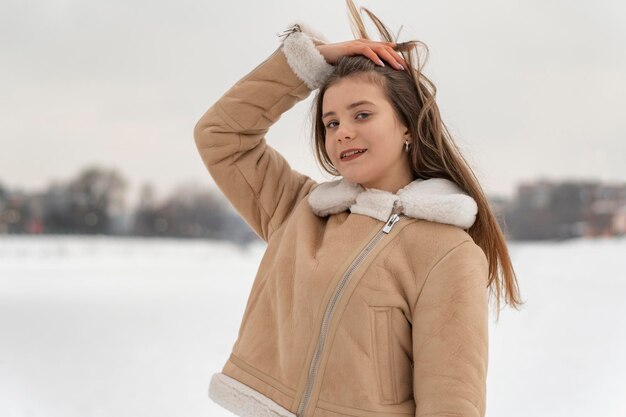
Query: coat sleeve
193,23,334,242
411,239,490,417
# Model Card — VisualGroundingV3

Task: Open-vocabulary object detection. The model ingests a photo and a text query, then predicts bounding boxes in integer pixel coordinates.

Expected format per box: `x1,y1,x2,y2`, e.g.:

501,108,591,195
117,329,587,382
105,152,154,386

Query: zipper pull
382,200,403,234
383,213,400,234
277,24,301,40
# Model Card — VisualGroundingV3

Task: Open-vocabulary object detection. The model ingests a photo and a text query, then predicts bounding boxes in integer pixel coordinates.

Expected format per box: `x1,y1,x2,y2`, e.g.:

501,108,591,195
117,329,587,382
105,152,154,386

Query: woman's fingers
370,41,408,69
375,45,407,70
353,40,407,70
354,43,386,67
316,39,409,70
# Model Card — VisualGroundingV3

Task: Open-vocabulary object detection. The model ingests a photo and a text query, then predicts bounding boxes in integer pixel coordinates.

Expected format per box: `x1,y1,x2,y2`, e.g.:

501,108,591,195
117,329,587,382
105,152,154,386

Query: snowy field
1,234,625,417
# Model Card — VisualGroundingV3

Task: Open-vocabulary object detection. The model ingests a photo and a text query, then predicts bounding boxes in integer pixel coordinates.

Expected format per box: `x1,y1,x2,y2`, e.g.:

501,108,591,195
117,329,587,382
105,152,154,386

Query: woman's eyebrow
322,100,376,119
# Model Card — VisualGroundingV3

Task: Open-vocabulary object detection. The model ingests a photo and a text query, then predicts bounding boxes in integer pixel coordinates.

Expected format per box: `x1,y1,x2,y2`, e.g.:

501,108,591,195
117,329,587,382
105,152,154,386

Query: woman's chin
339,173,366,186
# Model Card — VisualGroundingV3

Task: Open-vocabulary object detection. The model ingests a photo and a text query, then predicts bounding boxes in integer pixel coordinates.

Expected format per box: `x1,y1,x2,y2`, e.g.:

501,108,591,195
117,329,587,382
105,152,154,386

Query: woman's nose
335,123,355,142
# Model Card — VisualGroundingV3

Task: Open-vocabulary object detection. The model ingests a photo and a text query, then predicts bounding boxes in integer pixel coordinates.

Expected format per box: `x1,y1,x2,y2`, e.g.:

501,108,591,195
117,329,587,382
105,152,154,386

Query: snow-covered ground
1,235,625,417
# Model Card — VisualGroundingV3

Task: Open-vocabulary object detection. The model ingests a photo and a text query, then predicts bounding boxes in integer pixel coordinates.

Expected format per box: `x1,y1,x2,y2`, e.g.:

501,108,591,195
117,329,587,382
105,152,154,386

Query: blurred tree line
1,167,625,242
0,165,258,246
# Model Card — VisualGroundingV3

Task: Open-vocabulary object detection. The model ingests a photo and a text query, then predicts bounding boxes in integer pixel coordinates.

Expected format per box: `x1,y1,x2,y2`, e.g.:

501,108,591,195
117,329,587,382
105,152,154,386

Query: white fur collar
308,177,478,229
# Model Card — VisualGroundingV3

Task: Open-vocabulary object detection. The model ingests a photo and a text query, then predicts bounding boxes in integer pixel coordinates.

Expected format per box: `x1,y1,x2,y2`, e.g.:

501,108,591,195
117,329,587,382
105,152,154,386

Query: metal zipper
277,23,302,41
296,200,406,417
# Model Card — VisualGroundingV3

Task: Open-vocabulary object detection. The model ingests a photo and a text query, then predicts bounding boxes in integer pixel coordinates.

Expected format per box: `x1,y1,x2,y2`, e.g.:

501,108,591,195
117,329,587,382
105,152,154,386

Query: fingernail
398,64,405,70
378,60,385,67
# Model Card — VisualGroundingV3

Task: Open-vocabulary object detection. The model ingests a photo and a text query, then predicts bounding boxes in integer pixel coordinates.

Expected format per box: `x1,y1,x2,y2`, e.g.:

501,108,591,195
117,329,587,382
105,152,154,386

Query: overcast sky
1,0,624,207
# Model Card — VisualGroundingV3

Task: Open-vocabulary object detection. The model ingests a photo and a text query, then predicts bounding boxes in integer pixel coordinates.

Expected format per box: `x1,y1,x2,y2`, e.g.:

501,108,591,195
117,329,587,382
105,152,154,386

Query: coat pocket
369,306,399,405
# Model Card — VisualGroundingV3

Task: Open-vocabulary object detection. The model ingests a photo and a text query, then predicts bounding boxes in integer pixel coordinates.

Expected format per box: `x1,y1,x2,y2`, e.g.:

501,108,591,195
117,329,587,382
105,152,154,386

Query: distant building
614,206,626,235
505,179,626,240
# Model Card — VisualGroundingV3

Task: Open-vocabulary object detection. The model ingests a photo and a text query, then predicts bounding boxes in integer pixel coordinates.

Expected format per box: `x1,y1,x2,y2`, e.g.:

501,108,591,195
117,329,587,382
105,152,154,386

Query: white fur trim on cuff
208,372,296,417
280,23,334,90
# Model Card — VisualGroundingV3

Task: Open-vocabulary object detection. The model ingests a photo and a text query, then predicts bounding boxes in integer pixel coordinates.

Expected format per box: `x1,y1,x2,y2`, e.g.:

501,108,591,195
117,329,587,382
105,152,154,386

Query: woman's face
322,76,414,193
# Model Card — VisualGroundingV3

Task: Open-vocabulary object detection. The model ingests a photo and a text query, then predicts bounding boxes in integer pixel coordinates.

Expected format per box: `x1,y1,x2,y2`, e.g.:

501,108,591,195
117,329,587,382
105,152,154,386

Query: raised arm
193,23,334,242
411,240,490,417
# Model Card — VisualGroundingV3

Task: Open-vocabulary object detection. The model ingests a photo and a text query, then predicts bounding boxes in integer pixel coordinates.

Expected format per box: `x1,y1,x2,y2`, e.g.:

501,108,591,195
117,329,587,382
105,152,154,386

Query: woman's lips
341,149,367,161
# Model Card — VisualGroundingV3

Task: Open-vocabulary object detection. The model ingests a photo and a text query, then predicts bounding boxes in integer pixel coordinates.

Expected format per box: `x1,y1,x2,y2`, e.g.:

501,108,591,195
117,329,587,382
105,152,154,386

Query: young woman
194,3,522,416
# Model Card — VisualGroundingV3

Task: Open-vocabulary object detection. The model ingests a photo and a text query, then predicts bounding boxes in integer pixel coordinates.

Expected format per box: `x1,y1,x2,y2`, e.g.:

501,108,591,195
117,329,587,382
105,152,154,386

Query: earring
404,140,410,152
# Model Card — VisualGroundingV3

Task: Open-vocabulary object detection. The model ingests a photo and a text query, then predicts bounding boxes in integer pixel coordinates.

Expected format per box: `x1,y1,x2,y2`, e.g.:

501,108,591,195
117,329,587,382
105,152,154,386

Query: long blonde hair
310,0,524,318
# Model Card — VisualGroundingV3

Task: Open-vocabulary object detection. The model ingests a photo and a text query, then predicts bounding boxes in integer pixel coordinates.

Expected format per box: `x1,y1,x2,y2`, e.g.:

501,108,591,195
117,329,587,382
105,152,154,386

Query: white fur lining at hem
208,372,297,417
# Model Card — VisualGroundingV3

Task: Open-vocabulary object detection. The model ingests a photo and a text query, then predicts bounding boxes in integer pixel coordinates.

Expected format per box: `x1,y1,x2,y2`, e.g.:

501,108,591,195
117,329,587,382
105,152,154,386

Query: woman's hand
316,39,408,70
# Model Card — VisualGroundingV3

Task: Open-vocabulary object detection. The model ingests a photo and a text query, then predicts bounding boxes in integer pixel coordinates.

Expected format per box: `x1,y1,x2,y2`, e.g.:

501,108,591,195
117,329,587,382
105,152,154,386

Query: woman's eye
325,113,370,129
